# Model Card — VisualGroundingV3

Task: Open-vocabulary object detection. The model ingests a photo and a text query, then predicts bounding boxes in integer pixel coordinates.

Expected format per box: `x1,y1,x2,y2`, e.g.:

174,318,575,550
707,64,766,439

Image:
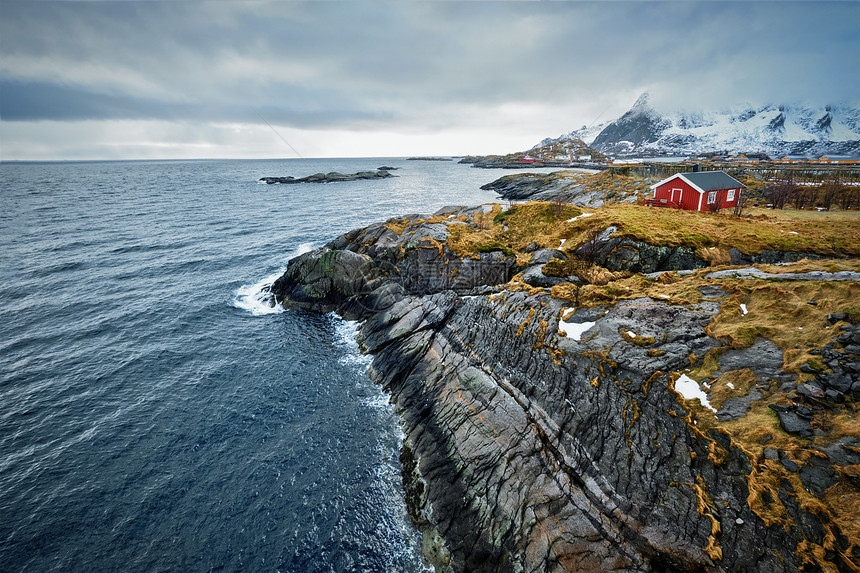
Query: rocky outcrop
580,230,839,275
259,169,394,184
269,210,860,572
579,226,707,274
269,207,517,318
481,170,647,208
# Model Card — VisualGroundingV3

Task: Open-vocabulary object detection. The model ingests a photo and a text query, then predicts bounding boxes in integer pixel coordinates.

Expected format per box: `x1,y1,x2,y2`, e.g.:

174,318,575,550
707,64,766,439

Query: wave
232,242,316,316
331,315,373,369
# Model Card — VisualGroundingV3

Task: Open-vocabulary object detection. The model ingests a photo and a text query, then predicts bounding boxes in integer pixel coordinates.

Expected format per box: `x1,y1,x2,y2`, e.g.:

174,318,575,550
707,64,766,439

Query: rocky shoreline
267,204,860,572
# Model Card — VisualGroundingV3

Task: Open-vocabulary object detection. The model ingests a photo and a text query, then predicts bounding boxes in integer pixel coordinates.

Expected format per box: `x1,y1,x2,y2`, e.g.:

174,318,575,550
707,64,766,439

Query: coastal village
462,136,860,213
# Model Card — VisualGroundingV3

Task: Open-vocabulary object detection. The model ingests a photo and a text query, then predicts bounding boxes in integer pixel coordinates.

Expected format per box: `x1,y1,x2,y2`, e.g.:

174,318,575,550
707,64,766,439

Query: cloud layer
2,1,858,159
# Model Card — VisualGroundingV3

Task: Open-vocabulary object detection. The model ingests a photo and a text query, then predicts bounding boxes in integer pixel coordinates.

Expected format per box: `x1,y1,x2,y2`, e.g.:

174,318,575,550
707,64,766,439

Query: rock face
269,210,860,572
259,170,394,184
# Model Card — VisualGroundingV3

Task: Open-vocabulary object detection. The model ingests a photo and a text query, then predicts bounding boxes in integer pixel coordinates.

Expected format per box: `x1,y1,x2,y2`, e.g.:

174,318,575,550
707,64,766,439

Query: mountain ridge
543,93,860,157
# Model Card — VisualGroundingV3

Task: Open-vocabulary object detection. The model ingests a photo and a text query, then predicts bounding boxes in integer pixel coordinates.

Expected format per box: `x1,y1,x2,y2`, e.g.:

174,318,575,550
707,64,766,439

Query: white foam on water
360,393,392,410
674,374,717,413
232,242,317,316
331,314,373,369
233,269,287,316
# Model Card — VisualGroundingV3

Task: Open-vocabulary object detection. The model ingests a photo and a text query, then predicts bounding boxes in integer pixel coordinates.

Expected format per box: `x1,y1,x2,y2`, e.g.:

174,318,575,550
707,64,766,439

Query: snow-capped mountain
533,121,611,150
556,93,860,157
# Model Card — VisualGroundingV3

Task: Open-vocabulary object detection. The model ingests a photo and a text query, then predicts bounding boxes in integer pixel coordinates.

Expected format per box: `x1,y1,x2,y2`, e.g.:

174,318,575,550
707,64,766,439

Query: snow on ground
566,212,594,223
674,374,717,413
558,308,595,341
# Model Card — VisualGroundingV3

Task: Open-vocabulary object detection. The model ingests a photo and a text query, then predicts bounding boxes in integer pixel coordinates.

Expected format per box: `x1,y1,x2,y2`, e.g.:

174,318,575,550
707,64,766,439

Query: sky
1,0,858,161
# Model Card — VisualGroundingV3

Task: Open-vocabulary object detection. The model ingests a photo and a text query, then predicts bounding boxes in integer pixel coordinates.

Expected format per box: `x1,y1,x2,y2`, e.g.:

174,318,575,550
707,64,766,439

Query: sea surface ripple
0,158,563,572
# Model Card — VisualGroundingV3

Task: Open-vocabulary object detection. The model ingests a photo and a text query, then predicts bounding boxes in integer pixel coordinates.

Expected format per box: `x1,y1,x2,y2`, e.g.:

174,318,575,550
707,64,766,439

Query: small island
259,170,394,184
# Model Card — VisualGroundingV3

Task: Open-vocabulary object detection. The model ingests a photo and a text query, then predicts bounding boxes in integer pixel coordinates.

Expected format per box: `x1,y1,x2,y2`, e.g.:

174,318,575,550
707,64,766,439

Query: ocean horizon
0,157,571,572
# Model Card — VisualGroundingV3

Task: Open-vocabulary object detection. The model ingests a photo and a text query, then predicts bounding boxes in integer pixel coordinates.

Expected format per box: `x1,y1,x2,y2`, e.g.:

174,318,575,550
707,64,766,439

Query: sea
0,158,567,573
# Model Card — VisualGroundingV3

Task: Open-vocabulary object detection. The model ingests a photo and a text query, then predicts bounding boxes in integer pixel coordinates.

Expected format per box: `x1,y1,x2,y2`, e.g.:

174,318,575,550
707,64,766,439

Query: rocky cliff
268,202,860,572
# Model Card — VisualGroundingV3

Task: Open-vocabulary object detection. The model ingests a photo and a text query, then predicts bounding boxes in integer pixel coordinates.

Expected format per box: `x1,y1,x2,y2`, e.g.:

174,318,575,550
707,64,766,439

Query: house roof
650,171,746,193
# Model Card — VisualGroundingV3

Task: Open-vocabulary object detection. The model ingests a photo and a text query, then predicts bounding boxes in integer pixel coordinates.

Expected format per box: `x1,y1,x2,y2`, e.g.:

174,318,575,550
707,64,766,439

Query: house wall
654,178,701,210
654,177,741,211
708,187,740,211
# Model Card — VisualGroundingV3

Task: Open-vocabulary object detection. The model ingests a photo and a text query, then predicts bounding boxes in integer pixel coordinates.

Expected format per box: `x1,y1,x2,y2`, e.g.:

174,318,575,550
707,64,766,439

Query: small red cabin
647,171,745,211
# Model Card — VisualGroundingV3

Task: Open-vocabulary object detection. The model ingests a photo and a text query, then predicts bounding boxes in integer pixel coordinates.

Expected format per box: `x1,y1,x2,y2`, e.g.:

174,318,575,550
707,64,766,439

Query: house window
727,189,735,201
708,191,717,204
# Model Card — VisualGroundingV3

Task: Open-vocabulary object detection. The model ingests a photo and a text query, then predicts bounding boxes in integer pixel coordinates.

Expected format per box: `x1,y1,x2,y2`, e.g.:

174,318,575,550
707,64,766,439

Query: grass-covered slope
431,200,860,263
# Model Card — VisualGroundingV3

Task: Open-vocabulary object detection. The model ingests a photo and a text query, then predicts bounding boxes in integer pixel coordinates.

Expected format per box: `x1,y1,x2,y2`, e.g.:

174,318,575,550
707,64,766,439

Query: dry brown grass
566,204,860,257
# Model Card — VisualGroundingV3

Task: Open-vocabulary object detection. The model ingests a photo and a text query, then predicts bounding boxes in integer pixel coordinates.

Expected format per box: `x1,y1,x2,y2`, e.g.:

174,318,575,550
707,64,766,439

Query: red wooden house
646,171,745,211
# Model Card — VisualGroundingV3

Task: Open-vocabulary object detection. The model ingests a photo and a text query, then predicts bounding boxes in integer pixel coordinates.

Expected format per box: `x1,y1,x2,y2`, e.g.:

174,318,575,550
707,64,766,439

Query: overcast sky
1,0,858,160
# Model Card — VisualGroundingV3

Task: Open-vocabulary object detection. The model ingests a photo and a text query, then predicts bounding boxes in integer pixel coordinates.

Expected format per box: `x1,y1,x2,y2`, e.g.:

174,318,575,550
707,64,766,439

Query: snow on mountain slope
578,93,860,156
534,120,612,149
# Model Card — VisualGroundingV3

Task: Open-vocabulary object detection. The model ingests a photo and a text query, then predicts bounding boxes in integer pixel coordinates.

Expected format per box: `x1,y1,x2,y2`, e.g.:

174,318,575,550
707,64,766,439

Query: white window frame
727,189,735,201
707,191,717,204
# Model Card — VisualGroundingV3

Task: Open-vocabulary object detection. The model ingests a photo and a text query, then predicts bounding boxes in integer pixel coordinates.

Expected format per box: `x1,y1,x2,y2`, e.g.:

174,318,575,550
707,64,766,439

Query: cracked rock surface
269,210,859,572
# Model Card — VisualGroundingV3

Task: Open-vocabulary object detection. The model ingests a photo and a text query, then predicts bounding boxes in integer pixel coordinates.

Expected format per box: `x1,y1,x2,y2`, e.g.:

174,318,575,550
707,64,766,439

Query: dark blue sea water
0,158,559,572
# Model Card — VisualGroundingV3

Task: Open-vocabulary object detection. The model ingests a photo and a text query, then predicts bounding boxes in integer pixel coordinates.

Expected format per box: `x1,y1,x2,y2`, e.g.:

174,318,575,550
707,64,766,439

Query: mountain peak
630,92,652,111
584,97,860,156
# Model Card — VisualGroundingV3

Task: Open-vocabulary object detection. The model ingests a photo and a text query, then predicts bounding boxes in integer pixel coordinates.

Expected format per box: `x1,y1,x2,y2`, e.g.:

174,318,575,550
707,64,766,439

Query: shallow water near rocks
0,157,557,572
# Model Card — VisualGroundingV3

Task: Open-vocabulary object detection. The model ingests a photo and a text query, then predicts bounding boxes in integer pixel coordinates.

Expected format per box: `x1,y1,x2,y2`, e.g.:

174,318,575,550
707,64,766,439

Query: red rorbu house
646,171,745,211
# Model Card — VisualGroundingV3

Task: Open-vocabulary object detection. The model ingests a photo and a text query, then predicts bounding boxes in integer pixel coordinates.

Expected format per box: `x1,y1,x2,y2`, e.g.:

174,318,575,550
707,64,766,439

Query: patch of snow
740,303,748,315
559,239,566,248
674,374,717,413
655,294,671,300
789,231,799,235
727,382,735,390
566,212,594,223
558,309,595,341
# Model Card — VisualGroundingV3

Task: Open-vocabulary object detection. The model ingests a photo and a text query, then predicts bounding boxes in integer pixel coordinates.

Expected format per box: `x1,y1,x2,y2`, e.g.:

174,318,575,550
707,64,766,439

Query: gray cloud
1,0,858,159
